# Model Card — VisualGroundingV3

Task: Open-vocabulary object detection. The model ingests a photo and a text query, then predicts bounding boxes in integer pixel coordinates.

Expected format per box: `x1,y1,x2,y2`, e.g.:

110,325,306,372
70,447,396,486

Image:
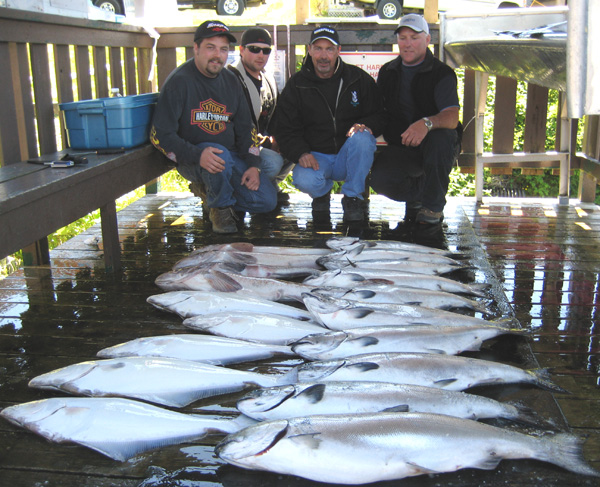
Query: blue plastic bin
59,93,159,150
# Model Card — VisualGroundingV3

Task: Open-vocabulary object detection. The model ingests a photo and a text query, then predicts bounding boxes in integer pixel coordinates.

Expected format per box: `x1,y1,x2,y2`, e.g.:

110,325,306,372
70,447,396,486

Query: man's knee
346,130,377,150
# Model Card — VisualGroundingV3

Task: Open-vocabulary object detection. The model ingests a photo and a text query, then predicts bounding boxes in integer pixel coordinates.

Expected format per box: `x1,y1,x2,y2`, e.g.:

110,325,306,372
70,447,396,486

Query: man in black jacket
372,14,461,226
275,26,385,222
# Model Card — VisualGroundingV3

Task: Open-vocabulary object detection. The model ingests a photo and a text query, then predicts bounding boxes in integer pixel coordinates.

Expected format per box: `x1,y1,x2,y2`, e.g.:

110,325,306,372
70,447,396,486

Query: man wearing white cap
275,25,385,222
372,14,462,227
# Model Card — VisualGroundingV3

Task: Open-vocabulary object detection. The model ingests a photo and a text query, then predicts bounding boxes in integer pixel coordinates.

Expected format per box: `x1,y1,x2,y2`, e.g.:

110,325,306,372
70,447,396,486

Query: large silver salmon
291,325,525,359
236,381,539,424
182,312,328,345
319,245,464,267
1,397,253,461
173,248,323,271
304,269,489,297
147,290,313,321
326,236,463,257
302,292,513,330
155,263,312,301
216,412,599,484
97,334,293,365
288,352,569,393
191,242,330,256
319,256,466,275
312,286,489,313
29,357,286,408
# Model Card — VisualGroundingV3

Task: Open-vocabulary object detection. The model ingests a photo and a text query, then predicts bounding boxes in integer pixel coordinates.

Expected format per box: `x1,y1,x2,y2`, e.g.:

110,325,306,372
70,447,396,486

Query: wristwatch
422,117,433,132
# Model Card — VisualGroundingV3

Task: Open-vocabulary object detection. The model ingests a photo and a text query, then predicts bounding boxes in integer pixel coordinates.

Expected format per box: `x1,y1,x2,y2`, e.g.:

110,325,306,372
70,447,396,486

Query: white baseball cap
394,14,430,35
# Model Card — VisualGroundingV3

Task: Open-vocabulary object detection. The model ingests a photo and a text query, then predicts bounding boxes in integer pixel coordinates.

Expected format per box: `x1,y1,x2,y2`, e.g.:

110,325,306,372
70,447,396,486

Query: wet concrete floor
0,193,598,486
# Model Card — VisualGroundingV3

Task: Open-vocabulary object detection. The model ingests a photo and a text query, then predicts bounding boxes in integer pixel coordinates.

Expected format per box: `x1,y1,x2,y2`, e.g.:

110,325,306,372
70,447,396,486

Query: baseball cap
394,14,430,35
242,27,272,46
310,26,340,46
194,20,237,44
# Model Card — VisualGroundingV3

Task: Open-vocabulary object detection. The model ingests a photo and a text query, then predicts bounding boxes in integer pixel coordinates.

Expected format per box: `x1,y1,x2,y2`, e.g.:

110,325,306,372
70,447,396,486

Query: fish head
28,361,98,391
154,265,214,291
146,291,194,311
291,331,348,360
295,359,346,382
302,292,348,316
0,398,68,428
216,420,290,466
236,385,297,415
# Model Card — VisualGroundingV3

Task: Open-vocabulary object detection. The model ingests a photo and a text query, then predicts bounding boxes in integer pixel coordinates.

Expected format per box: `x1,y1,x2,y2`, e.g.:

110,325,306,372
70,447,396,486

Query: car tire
93,0,124,15
376,0,402,20
216,0,245,16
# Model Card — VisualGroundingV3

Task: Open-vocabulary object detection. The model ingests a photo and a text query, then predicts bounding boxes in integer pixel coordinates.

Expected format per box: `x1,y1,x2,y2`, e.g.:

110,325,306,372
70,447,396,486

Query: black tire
93,0,124,15
376,0,402,20
216,0,245,16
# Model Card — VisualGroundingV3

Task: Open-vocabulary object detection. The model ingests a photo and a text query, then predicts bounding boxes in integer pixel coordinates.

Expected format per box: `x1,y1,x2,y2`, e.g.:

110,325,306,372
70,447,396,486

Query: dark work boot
342,196,365,222
209,207,238,234
311,193,331,212
416,207,444,225
189,181,210,221
404,201,422,223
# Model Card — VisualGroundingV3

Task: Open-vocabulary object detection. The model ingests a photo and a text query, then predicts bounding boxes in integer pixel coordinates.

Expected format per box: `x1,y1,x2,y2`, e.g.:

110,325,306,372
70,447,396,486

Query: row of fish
2,237,597,483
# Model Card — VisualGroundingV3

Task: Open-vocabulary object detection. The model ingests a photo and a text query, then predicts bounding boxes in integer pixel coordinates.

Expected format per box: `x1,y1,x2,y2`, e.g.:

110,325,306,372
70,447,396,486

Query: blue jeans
292,131,377,199
177,143,277,214
259,147,284,182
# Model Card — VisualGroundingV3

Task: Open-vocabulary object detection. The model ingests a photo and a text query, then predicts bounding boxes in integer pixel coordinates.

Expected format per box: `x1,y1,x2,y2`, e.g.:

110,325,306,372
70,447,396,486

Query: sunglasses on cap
246,45,272,55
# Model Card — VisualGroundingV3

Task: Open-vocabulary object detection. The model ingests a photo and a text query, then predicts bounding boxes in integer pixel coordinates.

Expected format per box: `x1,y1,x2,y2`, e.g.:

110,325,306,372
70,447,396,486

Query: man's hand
347,123,372,137
200,146,226,174
299,152,319,171
401,119,429,147
241,166,261,191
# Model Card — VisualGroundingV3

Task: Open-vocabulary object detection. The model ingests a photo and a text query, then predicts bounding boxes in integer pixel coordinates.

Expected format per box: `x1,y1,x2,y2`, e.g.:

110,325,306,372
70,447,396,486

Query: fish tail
508,402,551,428
467,283,491,297
537,432,600,476
490,317,521,330
527,368,570,394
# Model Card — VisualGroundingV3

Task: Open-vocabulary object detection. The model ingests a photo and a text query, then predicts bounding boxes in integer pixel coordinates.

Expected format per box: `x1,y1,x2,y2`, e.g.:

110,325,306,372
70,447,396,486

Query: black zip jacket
275,55,385,164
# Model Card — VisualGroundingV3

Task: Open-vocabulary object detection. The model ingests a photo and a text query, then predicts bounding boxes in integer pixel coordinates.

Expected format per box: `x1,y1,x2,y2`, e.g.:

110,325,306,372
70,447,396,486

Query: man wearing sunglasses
228,28,292,205
275,25,385,223
150,20,277,234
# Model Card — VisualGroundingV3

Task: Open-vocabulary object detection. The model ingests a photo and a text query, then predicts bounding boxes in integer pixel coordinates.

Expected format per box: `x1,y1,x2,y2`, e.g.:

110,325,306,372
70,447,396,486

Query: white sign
340,52,397,81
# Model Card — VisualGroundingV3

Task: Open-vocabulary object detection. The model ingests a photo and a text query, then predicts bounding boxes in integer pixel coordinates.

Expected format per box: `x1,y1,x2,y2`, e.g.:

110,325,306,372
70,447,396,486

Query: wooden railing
1,7,599,202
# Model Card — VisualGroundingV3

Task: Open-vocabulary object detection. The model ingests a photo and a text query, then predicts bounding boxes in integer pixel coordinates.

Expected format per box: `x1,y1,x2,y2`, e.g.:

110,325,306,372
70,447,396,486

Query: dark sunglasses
246,45,272,55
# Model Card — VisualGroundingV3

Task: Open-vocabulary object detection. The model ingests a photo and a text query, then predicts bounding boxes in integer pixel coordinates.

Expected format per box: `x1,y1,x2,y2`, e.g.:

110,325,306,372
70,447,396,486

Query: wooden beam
424,0,439,23
296,0,310,25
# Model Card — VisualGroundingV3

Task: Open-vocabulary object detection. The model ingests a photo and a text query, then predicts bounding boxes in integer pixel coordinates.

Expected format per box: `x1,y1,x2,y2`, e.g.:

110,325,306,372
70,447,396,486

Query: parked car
176,0,267,16
92,0,265,16
344,0,526,20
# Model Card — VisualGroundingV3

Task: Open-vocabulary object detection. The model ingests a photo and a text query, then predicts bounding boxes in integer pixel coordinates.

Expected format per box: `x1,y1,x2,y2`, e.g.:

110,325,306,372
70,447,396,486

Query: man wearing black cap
275,25,385,222
372,14,462,227
150,20,277,234
227,27,292,204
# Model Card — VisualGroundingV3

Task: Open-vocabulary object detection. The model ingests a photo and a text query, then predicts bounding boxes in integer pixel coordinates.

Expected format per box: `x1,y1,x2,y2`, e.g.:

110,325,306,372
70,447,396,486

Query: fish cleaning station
1,0,600,485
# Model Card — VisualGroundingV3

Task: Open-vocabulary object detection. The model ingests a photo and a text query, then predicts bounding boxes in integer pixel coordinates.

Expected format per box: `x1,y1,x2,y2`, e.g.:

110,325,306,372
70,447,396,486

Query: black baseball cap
194,20,237,44
310,26,339,46
241,27,272,46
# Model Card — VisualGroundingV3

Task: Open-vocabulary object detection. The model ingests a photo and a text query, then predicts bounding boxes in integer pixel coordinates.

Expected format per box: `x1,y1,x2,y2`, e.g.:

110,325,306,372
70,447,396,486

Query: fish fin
346,290,376,299
406,462,442,475
425,349,448,355
347,245,366,258
348,308,375,319
363,278,395,285
297,384,326,403
206,270,244,292
405,301,424,306
218,261,247,274
473,457,503,470
226,252,258,265
433,378,458,387
490,317,520,329
346,362,380,372
539,432,600,477
229,242,254,252
349,336,379,347
289,432,322,449
382,404,409,413
527,368,571,394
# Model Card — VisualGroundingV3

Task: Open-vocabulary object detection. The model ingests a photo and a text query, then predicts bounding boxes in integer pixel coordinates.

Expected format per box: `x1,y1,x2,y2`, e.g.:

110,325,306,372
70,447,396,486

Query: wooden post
296,0,310,24
423,0,439,23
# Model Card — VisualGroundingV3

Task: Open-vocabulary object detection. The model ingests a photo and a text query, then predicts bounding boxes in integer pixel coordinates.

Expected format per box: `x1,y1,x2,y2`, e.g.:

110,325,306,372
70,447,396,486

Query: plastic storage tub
59,93,159,150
